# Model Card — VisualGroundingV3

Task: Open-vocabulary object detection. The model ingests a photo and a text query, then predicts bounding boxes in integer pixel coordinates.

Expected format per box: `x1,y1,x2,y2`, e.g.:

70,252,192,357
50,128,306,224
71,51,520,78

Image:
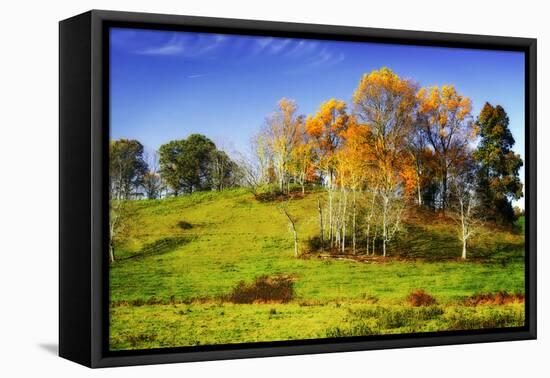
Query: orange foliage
305,99,352,177
352,67,418,197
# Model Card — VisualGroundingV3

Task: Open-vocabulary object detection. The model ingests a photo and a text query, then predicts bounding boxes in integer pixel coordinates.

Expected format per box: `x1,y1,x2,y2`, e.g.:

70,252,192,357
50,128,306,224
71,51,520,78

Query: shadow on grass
119,236,193,261
304,221,523,264
394,224,524,263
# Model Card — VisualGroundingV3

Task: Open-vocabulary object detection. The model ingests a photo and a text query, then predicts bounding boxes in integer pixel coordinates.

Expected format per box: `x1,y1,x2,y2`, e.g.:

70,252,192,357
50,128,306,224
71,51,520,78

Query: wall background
0,0,546,376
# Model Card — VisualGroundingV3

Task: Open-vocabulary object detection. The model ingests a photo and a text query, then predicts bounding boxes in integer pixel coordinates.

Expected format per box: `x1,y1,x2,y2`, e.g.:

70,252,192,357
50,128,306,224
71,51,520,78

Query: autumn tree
142,151,163,199
474,103,523,224
305,99,351,249
416,85,475,211
290,122,315,194
407,126,437,206
235,151,263,196
448,152,482,259
251,132,274,186
279,201,300,258
263,98,303,193
335,124,373,254
352,67,417,256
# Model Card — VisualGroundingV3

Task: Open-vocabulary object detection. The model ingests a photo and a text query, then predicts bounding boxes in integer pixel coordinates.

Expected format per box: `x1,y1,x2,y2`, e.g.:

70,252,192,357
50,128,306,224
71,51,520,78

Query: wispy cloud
115,28,345,68
247,37,345,68
138,40,184,56
251,38,292,56
135,33,227,58
283,40,319,58
308,48,345,67
187,74,208,79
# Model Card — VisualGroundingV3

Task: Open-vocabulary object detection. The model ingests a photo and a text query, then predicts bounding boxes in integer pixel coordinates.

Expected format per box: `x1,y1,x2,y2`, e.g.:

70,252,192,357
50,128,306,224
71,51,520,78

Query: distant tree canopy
110,139,148,200
159,134,238,195
474,103,523,224
210,149,240,191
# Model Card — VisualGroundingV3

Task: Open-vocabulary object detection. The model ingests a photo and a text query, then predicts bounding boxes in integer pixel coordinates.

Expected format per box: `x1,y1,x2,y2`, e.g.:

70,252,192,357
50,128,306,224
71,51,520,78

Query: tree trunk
341,189,347,253
293,229,299,257
282,206,299,258
109,242,115,263
335,189,343,249
441,165,448,212
417,177,422,206
328,185,333,248
366,223,370,255
352,189,357,255
461,199,467,260
382,195,388,257
317,197,324,251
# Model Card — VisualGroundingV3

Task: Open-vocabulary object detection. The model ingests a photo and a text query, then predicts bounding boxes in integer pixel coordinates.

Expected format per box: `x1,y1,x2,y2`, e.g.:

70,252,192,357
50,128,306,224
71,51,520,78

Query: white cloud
187,74,208,79
130,31,345,69
135,33,227,57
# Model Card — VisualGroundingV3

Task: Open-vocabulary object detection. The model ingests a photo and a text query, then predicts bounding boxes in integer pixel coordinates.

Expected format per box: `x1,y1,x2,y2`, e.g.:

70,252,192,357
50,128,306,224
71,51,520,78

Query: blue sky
110,27,525,206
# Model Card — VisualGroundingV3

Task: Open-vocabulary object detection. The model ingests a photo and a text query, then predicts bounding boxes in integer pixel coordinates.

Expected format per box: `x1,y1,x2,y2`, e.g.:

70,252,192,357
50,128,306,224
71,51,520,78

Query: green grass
110,302,524,350
109,188,525,350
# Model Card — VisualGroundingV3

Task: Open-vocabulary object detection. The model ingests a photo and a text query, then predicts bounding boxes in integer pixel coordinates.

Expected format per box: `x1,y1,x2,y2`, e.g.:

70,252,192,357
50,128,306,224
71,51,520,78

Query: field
109,188,525,350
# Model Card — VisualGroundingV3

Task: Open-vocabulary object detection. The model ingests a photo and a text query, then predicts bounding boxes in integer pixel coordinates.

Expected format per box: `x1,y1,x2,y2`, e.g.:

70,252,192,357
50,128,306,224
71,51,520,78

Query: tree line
246,67,522,258
108,134,242,262
109,67,523,262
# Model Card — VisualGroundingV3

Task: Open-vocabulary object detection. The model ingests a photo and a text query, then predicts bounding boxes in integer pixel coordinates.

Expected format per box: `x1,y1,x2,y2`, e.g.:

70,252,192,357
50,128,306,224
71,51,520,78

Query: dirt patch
464,291,524,306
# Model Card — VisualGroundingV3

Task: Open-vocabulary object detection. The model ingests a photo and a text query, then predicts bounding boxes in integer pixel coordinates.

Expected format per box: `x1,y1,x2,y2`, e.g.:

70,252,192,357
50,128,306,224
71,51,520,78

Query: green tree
474,103,523,224
158,134,217,195
210,149,237,191
109,139,148,262
110,139,148,199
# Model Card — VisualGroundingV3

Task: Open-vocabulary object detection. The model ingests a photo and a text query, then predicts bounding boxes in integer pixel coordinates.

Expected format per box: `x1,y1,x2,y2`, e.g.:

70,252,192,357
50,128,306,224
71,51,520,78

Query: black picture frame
59,9,537,368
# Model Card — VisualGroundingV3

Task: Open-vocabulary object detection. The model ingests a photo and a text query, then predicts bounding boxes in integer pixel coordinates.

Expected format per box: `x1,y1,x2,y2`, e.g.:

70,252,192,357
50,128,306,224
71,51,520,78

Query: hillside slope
109,188,525,350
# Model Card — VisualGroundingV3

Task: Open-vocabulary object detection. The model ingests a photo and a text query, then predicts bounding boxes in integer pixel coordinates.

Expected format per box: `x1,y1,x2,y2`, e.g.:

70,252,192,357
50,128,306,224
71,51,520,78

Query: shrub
407,289,436,307
225,275,295,303
359,293,379,303
177,220,193,229
444,306,524,330
126,333,158,348
349,306,444,329
463,291,524,306
326,323,378,338
306,236,323,252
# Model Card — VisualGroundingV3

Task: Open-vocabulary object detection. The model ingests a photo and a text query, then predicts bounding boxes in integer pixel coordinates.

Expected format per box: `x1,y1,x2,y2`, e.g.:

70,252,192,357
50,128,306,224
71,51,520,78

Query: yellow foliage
305,98,351,175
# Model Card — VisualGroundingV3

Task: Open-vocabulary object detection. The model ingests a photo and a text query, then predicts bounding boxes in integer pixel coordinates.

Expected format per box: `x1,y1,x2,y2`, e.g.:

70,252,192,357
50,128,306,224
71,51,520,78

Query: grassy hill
109,188,525,350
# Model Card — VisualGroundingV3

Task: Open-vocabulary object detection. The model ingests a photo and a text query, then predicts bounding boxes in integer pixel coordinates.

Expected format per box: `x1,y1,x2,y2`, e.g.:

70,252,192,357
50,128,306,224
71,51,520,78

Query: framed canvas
59,10,537,368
